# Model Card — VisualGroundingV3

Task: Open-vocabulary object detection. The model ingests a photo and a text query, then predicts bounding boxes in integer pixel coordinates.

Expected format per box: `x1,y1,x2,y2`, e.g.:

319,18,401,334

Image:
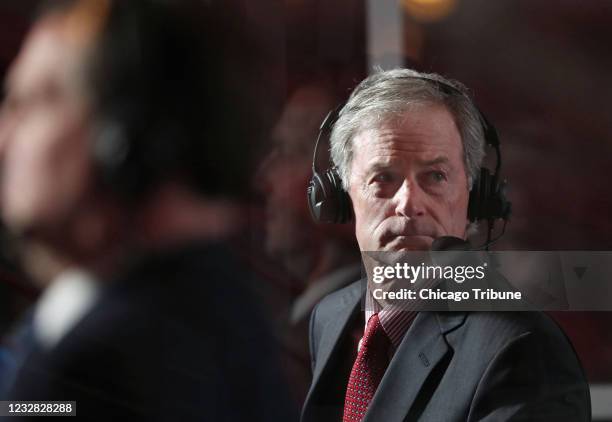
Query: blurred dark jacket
5,241,298,421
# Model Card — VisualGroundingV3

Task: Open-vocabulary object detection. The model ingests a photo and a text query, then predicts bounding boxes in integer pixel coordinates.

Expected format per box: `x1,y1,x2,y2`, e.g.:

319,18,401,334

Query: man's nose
394,179,425,218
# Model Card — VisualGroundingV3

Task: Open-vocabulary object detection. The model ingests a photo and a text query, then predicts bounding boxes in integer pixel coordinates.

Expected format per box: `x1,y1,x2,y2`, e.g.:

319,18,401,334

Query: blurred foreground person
0,0,296,420
257,84,360,402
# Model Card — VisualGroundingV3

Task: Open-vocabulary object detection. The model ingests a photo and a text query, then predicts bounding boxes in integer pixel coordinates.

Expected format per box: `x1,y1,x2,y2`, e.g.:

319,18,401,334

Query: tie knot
363,313,387,346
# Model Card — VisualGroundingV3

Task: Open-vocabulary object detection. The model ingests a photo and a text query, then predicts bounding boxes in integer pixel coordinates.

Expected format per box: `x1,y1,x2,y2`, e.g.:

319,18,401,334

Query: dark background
1,0,611,416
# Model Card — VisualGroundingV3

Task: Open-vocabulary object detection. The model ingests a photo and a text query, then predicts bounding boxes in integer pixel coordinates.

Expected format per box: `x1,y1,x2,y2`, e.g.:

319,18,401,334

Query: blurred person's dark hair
37,0,253,200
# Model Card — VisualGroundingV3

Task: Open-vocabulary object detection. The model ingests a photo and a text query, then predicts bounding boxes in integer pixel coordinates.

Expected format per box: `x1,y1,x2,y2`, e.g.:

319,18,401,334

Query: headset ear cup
497,179,512,220
307,172,326,223
489,174,512,221
92,119,136,195
307,170,352,224
468,167,489,222
468,167,512,222
327,169,353,224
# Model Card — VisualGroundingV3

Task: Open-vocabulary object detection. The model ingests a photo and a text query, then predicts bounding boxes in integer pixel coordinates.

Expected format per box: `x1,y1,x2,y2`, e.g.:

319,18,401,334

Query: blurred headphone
85,1,249,199
307,76,512,227
87,0,188,198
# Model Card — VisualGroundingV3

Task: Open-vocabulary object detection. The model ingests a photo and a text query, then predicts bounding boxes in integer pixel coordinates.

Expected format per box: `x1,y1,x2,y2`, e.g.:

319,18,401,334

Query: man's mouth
383,235,434,251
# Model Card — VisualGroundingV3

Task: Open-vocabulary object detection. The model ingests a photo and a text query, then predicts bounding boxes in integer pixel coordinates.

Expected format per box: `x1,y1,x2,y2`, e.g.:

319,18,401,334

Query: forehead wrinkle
373,124,462,160
363,154,452,175
361,136,455,162
376,103,461,140
350,103,466,181
374,125,458,148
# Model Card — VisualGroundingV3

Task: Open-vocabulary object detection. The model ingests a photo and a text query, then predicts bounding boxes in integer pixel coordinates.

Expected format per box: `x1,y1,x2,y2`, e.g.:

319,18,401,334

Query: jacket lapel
363,312,466,422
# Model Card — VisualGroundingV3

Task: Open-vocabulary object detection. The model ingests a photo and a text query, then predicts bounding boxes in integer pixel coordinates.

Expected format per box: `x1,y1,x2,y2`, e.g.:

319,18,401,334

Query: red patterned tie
343,313,391,422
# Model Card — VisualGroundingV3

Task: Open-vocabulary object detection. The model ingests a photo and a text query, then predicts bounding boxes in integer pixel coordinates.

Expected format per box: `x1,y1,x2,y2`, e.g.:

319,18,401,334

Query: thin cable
480,219,507,251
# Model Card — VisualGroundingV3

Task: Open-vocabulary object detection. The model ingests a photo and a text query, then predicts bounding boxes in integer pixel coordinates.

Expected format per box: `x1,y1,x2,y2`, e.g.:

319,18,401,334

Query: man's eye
372,172,393,183
429,171,447,183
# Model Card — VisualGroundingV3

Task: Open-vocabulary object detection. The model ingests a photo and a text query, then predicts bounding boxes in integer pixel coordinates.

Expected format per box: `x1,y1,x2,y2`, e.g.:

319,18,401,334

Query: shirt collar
364,288,417,350
33,269,100,351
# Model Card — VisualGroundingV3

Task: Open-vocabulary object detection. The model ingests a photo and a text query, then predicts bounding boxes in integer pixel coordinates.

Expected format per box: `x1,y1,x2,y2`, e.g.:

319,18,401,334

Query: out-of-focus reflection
256,82,361,403
0,1,296,420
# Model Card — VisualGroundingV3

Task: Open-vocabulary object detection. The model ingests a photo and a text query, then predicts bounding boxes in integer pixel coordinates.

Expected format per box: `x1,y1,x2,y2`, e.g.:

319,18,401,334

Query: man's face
258,130,313,259
0,18,93,234
348,103,470,252
257,87,333,260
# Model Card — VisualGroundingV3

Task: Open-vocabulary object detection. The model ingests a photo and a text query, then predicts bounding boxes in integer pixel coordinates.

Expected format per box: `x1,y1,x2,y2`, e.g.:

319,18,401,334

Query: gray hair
330,68,486,190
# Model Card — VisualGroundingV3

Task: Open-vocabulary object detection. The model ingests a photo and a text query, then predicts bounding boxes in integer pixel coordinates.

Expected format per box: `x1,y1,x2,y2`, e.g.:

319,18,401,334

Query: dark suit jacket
302,280,590,422
5,242,297,421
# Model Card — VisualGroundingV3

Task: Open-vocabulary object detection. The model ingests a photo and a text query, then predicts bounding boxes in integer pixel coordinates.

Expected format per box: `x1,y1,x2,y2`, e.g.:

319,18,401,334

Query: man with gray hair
301,69,590,421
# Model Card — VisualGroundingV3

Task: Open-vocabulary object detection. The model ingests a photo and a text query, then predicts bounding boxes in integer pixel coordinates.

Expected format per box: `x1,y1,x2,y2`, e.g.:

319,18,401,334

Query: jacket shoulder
308,279,362,364
457,312,590,421
448,311,577,353
314,279,363,321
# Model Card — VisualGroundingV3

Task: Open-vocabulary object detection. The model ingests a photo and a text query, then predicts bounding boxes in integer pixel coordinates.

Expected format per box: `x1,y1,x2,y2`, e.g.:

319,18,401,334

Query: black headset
307,76,512,232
